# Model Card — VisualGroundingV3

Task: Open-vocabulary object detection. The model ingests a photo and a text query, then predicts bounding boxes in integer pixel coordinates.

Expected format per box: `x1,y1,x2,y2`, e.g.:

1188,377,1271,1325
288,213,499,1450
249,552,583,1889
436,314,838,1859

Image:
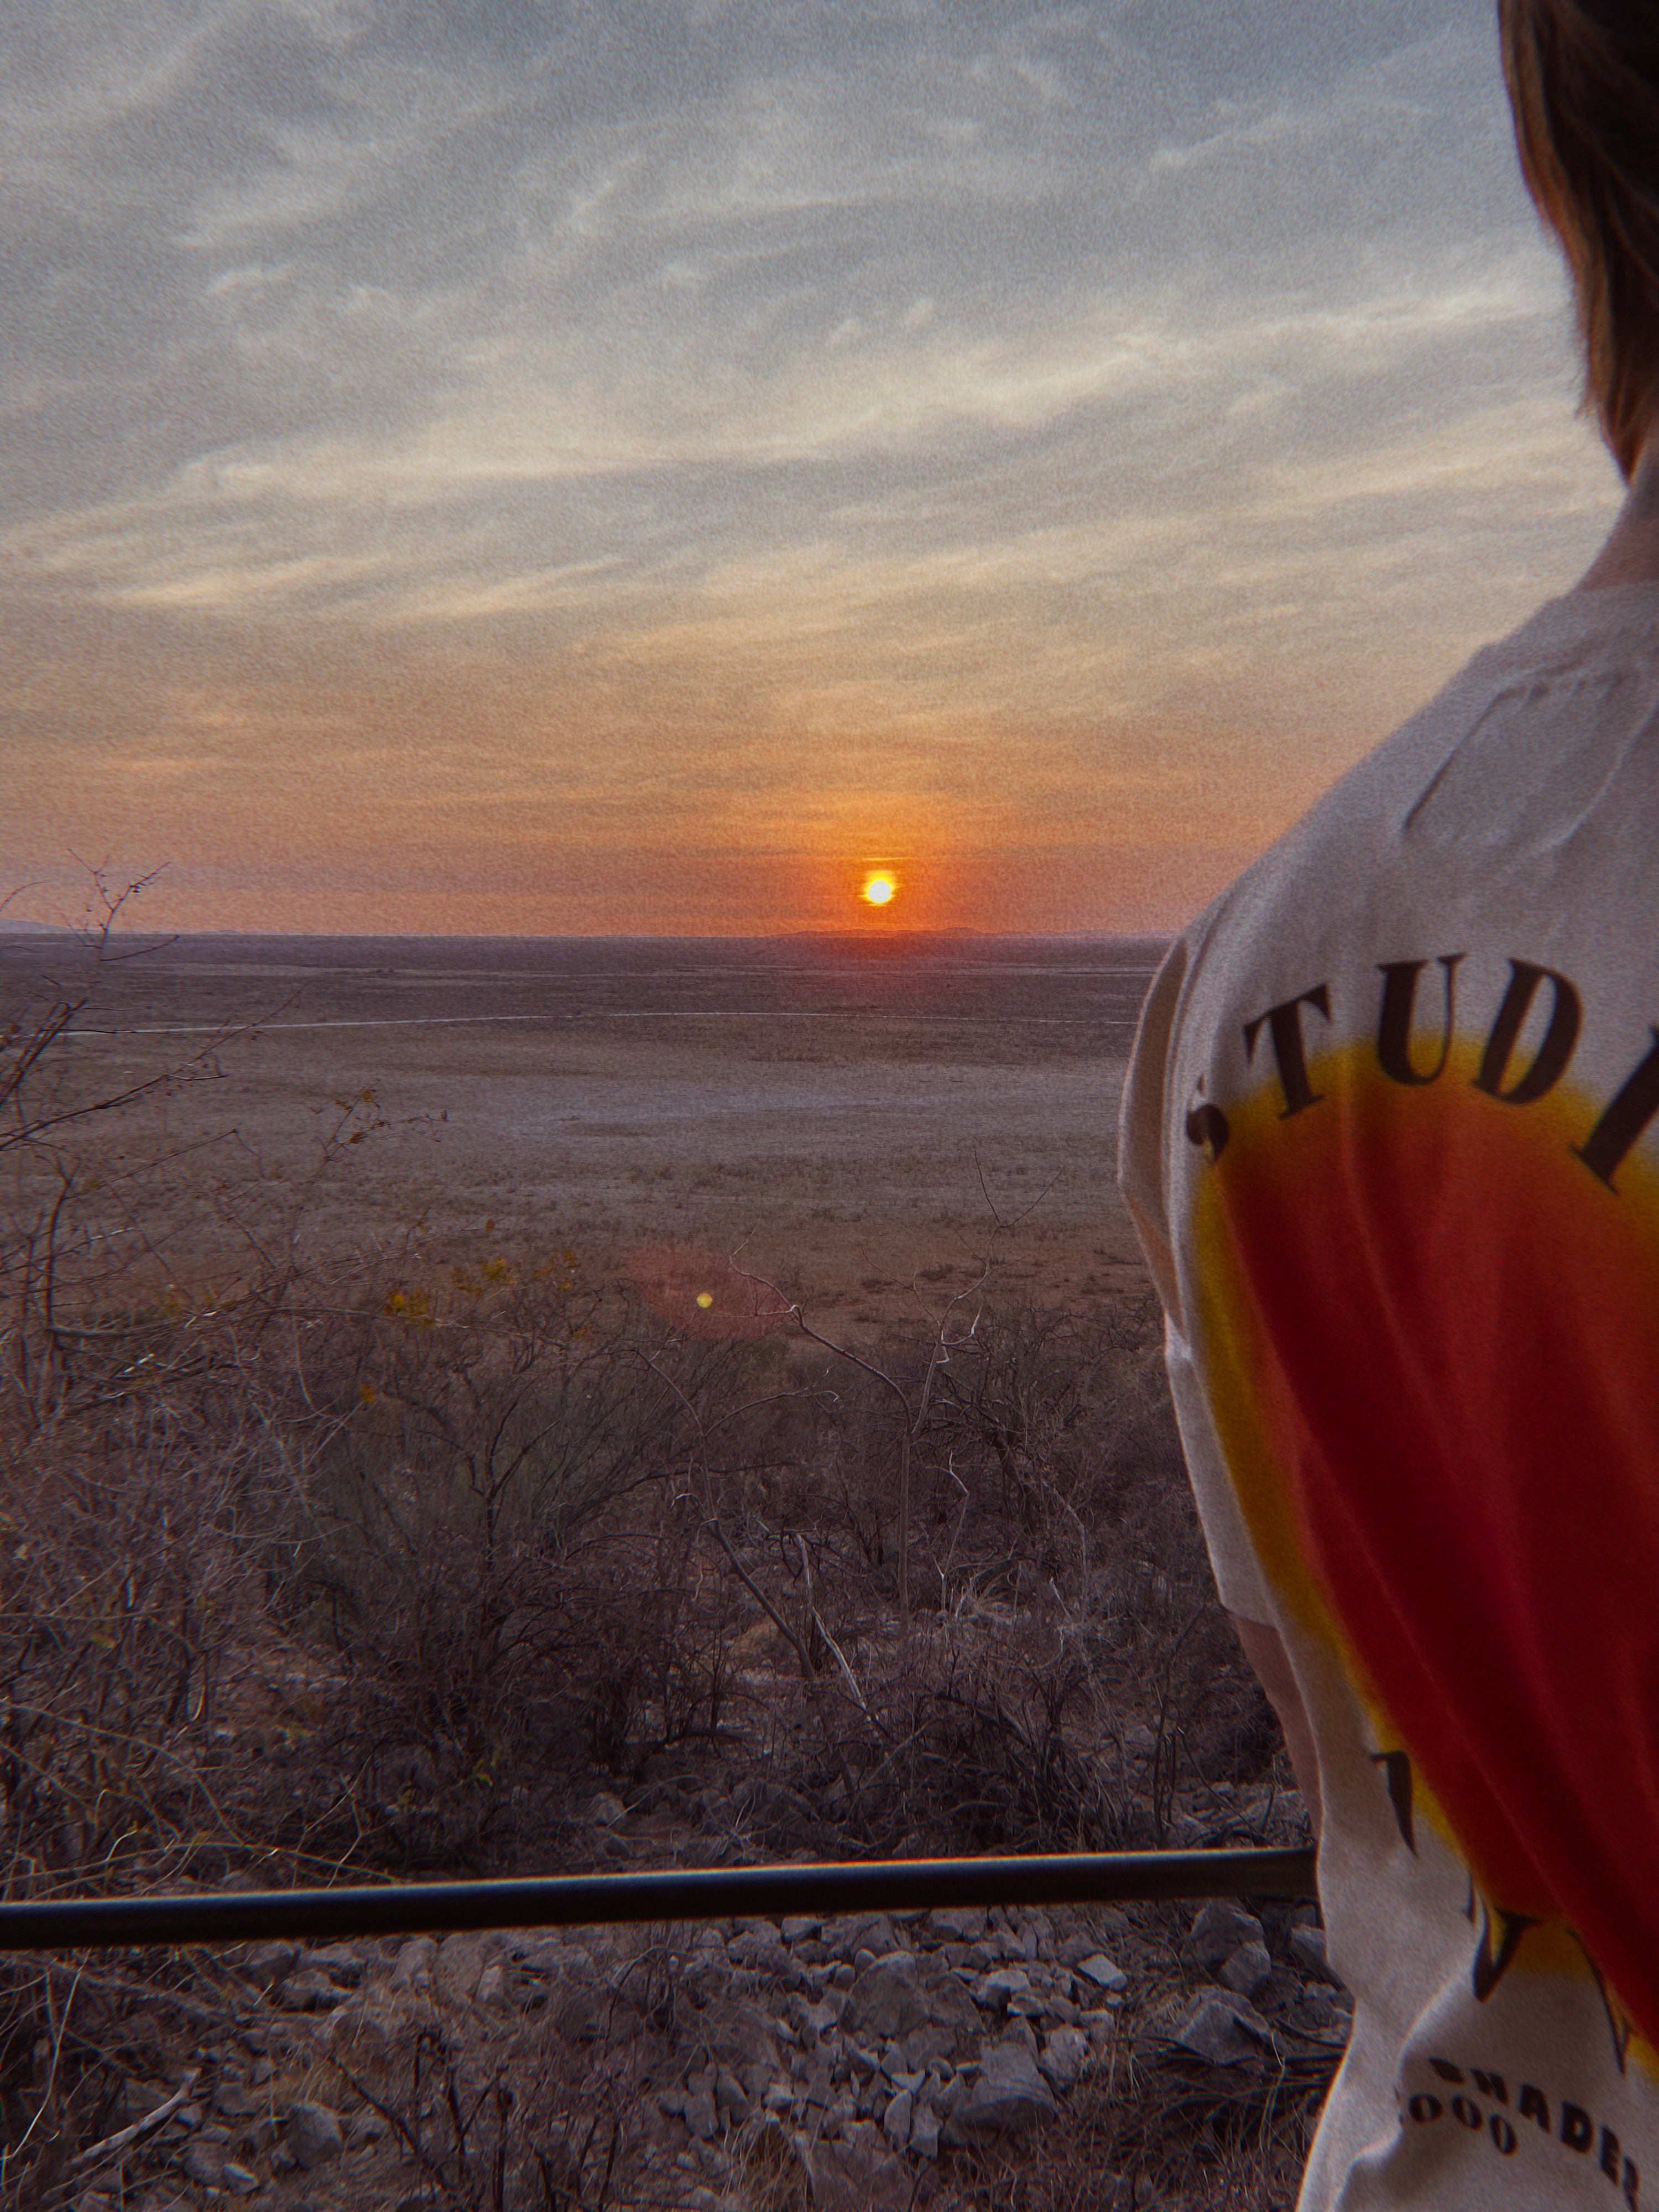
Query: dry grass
941,2043,1327,2212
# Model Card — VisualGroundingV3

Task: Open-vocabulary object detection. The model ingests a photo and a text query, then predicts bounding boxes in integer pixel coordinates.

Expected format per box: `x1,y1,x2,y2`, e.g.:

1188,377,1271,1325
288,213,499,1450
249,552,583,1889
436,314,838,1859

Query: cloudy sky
1,0,1625,935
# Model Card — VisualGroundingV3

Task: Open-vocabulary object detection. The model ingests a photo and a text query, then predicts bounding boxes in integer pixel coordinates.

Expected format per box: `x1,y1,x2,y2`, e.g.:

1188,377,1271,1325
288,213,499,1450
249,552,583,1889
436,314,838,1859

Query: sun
860,870,899,909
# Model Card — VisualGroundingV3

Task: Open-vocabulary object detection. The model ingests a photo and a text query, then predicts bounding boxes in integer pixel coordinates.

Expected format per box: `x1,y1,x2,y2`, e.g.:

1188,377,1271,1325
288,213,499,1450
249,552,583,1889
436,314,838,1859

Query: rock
801,2121,912,2212
276,1970,346,2012
928,1906,987,1942
183,2141,225,2187
701,1997,784,2076
842,1958,981,2046
1190,1902,1266,1974
825,1913,899,1963
1075,1952,1129,1994
391,1934,437,1992
221,2162,259,2195
1290,1924,1339,1982
1297,1985,1346,2033
436,1931,499,2007
589,1790,627,1824
118,2079,169,2126
1171,1988,1274,2067
787,1990,844,2043
883,2088,913,2150
901,2025,957,2072
1039,2026,1091,2090
299,1942,363,1987
933,2070,968,2116
955,2033,1058,2135
714,2067,751,2125
241,1940,298,1991
554,1984,602,2042
1220,1940,1273,1999
207,1895,1229,2194
729,1928,795,1978
213,2080,258,2119
324,1992,403,2070
910,2098,941,2158
513,1936,594,1978
1013,1916,1044,1961
971,1966,1032,2012
284,2101,345,2169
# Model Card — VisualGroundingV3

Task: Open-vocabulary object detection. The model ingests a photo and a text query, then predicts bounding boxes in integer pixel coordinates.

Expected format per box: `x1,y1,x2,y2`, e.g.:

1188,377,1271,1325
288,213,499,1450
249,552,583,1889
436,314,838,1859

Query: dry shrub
327,2015,630,2212
0,917,1301,2194
0,1231,1265,1887
291,1271,758,1866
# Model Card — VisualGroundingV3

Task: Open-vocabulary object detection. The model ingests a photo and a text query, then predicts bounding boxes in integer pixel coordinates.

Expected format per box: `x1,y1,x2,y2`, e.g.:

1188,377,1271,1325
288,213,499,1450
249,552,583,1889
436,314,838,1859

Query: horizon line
0,922,1177,945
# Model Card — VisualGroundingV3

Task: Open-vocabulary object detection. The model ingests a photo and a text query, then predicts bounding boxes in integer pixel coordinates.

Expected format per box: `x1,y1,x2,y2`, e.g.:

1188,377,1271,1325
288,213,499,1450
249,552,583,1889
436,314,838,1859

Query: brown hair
1499,0,1659,478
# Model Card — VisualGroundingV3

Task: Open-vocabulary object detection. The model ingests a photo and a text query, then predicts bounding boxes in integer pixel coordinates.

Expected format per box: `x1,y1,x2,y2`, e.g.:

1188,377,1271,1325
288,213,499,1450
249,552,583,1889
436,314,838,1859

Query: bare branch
67,2068,199,2175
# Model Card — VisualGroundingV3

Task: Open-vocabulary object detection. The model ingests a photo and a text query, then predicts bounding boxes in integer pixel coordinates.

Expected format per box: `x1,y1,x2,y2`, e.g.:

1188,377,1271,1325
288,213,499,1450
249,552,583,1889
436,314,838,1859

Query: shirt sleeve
1118,932,1279,1627
1162,1314,1276,1624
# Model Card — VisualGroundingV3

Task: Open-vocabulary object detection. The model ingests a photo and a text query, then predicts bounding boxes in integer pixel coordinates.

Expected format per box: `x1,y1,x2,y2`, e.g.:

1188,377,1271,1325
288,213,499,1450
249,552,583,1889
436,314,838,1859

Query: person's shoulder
1128,579,1659,1138
1176,582,1659,986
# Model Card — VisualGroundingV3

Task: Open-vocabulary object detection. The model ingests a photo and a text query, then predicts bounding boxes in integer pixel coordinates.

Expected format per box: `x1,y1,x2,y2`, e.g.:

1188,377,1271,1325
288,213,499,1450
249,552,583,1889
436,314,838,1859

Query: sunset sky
1,0,1627,936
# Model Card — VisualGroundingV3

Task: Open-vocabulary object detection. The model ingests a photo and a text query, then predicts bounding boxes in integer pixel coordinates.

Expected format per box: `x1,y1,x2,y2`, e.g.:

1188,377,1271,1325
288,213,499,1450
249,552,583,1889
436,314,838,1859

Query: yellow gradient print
1190,1037,1659,2058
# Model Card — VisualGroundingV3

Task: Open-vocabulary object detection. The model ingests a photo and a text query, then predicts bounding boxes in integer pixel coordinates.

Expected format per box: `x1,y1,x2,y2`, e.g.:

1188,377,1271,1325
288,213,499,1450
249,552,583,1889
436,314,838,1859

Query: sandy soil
5,931,1159,1334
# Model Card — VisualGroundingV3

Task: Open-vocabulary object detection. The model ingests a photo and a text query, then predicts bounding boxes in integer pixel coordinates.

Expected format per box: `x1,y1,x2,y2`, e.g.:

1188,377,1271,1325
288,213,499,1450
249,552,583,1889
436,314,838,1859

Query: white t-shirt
1119,580,1659,2211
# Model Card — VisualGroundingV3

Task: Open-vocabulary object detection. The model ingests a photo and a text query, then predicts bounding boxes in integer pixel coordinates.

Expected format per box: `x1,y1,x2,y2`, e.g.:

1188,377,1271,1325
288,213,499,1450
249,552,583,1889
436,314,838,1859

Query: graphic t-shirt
1119,581,1659,2211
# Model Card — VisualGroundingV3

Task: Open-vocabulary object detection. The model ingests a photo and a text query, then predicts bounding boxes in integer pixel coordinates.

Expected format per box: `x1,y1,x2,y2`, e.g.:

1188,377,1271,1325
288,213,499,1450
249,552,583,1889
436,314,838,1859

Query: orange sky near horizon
5,583,1397,935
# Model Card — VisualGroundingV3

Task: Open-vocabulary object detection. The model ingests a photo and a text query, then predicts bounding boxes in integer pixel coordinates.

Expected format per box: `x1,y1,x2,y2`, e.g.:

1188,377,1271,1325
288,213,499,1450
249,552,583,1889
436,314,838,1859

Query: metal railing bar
0,1846,1316,1953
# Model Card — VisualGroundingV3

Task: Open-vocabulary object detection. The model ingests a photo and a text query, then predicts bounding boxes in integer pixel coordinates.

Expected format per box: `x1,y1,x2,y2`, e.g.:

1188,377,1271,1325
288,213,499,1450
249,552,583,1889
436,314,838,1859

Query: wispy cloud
2,0,1623,932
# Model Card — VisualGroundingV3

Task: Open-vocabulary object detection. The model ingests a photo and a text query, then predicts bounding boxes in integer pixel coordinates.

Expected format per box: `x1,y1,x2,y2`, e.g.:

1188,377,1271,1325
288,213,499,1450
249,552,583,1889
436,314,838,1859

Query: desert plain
9,928,1165,1333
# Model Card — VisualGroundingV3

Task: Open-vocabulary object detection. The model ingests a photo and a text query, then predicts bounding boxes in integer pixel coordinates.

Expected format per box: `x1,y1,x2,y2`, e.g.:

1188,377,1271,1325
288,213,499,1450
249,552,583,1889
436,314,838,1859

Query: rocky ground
64,1781,1343,2212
